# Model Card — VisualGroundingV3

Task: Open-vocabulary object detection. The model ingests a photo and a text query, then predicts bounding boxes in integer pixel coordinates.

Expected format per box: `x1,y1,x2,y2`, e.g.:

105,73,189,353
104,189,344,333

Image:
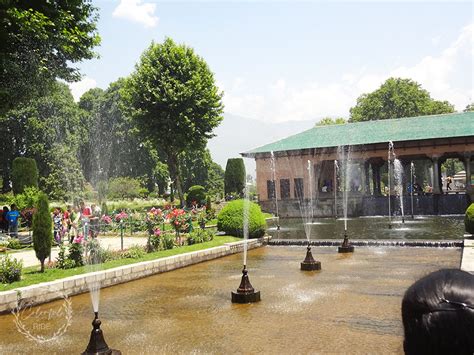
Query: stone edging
0,237,268,314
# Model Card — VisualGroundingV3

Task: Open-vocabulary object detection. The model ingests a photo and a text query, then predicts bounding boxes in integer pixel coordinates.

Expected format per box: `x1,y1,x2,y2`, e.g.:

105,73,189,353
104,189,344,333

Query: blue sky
72,0,473,122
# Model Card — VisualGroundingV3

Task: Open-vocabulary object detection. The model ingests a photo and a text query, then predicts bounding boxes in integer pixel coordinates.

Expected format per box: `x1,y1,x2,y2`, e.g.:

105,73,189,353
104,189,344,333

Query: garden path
9,236,148,268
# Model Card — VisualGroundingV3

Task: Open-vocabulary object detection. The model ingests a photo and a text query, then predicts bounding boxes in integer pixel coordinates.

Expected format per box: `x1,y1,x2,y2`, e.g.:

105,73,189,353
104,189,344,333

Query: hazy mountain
207,113,315,176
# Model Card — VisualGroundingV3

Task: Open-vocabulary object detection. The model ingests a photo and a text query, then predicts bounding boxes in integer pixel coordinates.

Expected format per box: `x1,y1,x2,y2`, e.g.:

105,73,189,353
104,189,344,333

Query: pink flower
115,211,128,222
154,228,161,236
73,235,84,244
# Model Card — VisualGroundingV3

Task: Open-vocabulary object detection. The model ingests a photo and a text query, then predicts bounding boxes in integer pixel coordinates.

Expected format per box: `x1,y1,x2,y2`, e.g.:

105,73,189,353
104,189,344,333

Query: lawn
0,236,241,292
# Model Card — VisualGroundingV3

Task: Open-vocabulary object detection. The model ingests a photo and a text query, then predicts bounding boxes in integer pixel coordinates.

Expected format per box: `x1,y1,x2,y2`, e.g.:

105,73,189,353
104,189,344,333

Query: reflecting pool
0,246,460,354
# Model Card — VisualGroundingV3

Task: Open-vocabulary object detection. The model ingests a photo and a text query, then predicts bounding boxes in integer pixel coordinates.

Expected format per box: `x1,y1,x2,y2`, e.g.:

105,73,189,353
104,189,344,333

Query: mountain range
207,113,315,176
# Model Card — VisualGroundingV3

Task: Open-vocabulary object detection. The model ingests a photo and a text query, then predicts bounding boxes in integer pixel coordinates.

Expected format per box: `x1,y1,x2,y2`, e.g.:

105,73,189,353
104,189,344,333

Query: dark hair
10,204,16,209
402,269,474,355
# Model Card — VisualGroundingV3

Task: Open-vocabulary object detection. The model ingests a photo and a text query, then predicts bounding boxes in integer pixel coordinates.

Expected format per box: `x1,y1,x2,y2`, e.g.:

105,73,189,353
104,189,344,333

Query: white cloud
223,23,473,123
69,77,97,102
113,0,159,28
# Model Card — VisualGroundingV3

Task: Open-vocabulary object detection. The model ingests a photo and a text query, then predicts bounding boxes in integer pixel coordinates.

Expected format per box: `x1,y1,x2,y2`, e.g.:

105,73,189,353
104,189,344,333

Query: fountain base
231,267,261,304
83,312,121,355
300,246,322,271
338,234,354,253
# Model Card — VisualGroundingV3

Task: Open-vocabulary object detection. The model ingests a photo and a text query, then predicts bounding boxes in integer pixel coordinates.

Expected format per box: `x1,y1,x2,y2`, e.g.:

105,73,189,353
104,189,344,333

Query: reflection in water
269,216,464,240
0,246,460,354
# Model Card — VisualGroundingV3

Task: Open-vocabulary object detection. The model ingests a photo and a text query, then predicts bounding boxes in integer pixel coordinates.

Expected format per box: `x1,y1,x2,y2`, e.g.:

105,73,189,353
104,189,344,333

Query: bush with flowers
115,211,129,223
168,208,190,235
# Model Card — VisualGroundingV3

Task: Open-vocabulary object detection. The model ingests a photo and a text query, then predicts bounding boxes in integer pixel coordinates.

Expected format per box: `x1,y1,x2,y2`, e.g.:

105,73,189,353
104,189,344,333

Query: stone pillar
370,159,384,196
431,156,441,195
364,161,371,195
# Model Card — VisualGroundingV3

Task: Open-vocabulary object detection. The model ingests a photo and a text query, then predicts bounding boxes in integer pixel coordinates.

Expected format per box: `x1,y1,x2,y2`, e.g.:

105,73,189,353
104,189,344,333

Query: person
6,204,20,237
89,203,101,238
446,176,452,191
0,206,9,233
69,206,80,243
401,269,474,355
52,207,63,244
79,200,92,239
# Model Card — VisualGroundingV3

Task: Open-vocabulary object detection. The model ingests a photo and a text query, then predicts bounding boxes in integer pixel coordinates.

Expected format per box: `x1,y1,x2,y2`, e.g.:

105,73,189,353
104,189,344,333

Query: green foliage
187,229,214,245
10,186,41,210
7,239,22,249
108,177,141,199
349,78,455,122
465,203,474,234
0,0,100,115
224,158,246,196
120,245,146,259
441,159,464,177
123,37,224,206
0,255,23,283
56,245,75,269
217,199,266,238
32,193,52,272
11,157,38,194
186,185,206,207
316,117,347,126
161,234,175,250
464,103,474,112
68,242,84,268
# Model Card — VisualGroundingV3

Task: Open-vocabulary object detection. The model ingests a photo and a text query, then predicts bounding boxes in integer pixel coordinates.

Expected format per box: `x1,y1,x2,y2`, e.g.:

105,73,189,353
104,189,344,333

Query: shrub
11,157,39,195
186,185,206,207
12,186,41,211
68,242,84,267
120,245,145,259
56,245,75,269
7,239,22,249
224,158,246,197
161,234,175,250
217,199,266,238
32,193,52,272
0,255,23,283
108,177,141,199
465,203,474,234
187,229,214,245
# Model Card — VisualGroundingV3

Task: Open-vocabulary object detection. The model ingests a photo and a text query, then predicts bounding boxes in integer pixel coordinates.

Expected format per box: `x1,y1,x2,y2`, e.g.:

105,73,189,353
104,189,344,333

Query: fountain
410,161,415,219
299,160,321,270
334,160,339,219
231,181,261,303
337,146,354,253
270,151,280,230
82,312,121,355
388,141,395,229
393,158,405,224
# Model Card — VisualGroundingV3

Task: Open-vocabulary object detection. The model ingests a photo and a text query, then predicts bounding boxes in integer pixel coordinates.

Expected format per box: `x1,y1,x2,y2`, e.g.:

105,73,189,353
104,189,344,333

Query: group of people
0,204,20,237
52,201,101,244
0,201,101,243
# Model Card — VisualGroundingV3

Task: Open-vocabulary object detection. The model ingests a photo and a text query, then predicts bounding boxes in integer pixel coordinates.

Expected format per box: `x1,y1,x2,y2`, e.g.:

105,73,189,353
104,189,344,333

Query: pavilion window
280,179,290,199
294,178,304,199
267,180,276,199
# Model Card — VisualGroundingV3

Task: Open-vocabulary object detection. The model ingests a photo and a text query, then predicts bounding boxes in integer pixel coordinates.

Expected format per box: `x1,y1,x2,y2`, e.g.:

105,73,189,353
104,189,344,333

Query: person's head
3,206,8,212
10,204,16,210
53,207,60,215
79,200,85,208
402,269,474,355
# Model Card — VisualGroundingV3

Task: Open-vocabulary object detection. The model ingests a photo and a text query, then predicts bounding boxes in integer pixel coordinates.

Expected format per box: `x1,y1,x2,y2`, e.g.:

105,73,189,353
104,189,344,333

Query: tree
0,82,85,196
32,193,52,272
108,177,141,199
123,38,224,206
349,78,455,122
0,0,100,114
316,117,347,126
224,158,246,196
11,157,38,194
464,103,474,112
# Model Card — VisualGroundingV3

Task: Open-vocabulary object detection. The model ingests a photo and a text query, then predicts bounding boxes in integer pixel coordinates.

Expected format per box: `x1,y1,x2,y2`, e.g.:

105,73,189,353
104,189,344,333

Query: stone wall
0,238,268,314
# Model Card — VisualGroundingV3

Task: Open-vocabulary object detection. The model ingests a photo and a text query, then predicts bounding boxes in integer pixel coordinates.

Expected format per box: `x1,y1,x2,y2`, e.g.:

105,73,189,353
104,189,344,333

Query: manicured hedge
186,185,206,207
11,157,38,194
224,158,245,196
217,199,266,238
465,203,474,234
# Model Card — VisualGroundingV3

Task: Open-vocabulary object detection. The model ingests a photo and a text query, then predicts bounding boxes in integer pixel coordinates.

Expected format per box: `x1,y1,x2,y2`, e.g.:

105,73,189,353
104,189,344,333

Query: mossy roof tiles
242,112,474,156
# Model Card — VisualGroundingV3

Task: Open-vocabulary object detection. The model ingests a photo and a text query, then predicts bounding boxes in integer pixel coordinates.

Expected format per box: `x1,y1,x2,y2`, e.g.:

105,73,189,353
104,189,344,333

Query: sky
71,0,474,123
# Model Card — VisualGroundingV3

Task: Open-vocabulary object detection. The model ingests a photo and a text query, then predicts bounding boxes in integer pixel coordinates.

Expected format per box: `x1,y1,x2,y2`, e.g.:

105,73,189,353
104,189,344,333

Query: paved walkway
461,238,474,273
8,236,148,268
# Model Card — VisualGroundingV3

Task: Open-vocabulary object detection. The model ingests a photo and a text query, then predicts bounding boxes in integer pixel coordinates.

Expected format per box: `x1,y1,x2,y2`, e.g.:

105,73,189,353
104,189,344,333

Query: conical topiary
32,193,52,272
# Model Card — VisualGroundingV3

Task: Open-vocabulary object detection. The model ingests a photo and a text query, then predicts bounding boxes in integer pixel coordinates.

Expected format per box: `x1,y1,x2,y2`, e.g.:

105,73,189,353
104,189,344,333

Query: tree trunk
167,153,185,207
40,260,45,273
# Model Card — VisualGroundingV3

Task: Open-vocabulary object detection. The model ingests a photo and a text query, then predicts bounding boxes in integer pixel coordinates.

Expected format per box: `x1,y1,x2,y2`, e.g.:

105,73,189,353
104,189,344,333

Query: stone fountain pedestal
231,267,261,303
83,312,121,355
338,234,354,253
300,246,322,271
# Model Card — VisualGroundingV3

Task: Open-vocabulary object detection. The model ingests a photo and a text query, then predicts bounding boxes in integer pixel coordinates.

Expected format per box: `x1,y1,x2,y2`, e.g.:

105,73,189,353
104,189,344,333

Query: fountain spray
388,142,394,229
338,146,354,253
410,161,415,219
270,151,280,230
231,181,260,303
334,160,338,219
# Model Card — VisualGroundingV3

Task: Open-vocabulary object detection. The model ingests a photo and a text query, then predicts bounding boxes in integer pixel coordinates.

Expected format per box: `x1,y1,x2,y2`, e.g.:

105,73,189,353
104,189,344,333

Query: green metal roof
242,112,474,156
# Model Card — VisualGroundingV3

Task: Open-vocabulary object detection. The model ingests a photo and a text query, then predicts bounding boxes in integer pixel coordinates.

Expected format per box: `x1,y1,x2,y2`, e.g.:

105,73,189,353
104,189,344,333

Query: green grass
0,236,241,292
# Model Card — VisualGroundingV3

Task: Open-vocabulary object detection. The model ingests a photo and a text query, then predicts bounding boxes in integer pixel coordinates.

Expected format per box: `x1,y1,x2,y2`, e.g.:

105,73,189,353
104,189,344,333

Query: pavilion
241,112,474,217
